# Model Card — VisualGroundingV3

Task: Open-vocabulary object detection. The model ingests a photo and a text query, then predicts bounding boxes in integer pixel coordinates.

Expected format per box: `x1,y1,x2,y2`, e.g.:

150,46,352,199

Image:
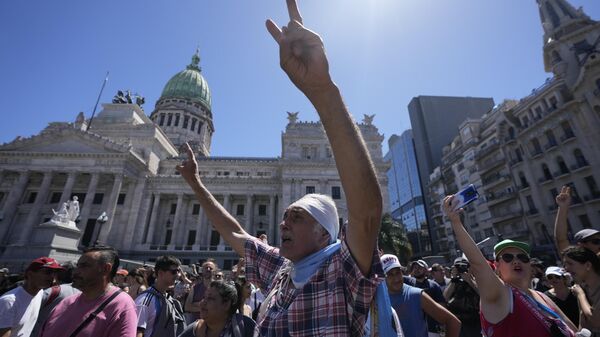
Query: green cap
494,239,531,257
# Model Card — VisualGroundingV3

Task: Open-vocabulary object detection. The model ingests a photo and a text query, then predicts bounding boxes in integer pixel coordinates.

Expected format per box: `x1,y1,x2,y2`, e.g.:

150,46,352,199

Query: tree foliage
378,213,412,264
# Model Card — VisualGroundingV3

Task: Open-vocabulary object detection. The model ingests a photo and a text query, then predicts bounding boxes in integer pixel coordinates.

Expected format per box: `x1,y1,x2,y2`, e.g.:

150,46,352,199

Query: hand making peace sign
266,0,333,96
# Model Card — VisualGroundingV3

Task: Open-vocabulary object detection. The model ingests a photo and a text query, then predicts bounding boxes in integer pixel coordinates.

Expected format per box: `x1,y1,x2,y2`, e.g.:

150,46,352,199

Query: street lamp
94,211,108,246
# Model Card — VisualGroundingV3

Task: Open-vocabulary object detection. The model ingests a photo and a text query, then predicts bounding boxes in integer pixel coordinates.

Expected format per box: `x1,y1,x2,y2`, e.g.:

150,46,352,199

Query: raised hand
266,0,332,96
175,143,200,185
555,185,572,208
443,195,462,223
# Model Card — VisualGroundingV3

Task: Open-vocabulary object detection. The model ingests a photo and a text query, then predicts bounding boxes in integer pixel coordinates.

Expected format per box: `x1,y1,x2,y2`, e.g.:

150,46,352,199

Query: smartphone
450,184,479,211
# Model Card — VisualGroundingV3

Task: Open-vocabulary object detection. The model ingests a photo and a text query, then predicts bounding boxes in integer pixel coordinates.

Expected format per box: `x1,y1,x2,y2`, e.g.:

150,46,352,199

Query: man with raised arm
554,185,600,256
176,1,383,336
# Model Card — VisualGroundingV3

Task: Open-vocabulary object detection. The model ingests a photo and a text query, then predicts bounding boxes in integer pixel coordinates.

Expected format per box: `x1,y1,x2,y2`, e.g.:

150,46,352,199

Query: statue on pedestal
49,196,80,227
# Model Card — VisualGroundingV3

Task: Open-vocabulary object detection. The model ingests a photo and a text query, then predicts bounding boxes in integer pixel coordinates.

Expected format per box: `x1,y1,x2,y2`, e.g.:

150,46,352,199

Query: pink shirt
40,286,137,337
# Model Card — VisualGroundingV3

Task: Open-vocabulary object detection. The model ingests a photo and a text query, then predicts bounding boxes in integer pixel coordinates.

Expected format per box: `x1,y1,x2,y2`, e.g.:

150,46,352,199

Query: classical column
194,205,204,247
319,179,327,194
120,178,146,248
18,172,54,244
171,193,184,247
57,172,78,207
245,194,254,235
145,193,161,244
97,174,123,244
269,194,277,237
218,194,231,247
135,190,153,246
0,171,30,244
78,173,100,230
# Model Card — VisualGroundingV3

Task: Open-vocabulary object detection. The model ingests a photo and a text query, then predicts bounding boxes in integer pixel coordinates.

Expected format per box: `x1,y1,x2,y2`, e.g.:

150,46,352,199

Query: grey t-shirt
31,284,80,337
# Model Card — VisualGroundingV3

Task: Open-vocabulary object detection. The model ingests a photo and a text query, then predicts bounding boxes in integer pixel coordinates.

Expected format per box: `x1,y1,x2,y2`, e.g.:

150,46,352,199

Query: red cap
27,257,64,272
116,269,129,276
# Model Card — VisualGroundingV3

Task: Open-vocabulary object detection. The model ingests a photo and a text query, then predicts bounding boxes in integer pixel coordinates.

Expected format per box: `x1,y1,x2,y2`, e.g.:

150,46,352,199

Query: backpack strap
43,285,61,308
69,289,123,337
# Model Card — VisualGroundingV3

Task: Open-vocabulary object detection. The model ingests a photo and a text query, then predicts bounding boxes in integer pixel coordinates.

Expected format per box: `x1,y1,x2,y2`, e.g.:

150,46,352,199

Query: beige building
0,52,388,270
429,0,600,261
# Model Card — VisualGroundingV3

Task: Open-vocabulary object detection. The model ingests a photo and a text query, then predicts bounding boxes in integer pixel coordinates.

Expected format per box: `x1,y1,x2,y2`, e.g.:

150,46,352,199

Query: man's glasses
546,274,562,281
214,274,223,279
583,238,600,245
498,253,530,263
167,269,180,275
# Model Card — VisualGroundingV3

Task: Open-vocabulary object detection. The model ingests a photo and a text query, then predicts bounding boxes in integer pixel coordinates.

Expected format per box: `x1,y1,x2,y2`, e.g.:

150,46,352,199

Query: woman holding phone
443,195,577,337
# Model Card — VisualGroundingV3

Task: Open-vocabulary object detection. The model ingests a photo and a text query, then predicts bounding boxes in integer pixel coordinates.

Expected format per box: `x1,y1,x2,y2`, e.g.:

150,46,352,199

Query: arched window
542,163,553,181
519,172,529,188
574,149,589,168
556,156,569,175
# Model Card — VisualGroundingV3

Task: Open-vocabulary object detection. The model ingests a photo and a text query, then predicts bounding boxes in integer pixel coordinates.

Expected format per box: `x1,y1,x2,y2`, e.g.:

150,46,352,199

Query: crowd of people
1,0,599,336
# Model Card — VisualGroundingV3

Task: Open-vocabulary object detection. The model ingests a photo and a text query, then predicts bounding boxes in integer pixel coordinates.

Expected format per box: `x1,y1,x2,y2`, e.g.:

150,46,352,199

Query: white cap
381,254,402,275
545,266,565,277
289,194,339,244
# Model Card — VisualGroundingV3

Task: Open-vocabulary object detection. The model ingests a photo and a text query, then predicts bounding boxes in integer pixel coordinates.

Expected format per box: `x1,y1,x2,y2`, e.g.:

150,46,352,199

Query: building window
567,183,583,204
574,149,589,168
191,118,197,131
197,122,203,135
541,163,552,181
545,130,557,147
258,204,267,216
579,214,592,229
331,186,341,199
526,195,536,212
187,230,196,246
50,192,62,204
164,229,172,245
26,192,37,204
170,203,177,215
93,193,104,205
210,230,220,247
306,186,316,194
561,121,574,139
236,204,245,216
167,113,173,126
531,138,542,154
174,113,180,126
183,116,189,129
518,172,529,188
557,157,569,175
585,176,600,196
192,204,200,215
117,193,126,205
159,113,165,126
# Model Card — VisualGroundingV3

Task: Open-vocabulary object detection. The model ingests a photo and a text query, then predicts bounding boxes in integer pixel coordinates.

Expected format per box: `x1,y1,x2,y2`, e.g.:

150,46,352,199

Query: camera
455,263,469,274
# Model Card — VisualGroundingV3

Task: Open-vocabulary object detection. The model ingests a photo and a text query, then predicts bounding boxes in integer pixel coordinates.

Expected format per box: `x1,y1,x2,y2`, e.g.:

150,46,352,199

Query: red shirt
480,286,574,337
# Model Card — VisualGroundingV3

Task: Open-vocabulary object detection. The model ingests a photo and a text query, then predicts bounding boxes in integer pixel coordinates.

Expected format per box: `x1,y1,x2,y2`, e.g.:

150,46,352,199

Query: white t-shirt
0,286,43,337
134,288,159,337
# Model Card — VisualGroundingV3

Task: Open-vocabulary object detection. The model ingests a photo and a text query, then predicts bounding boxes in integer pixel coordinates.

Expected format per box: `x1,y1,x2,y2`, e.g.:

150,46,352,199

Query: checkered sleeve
244,237,286,293
340,239,384,328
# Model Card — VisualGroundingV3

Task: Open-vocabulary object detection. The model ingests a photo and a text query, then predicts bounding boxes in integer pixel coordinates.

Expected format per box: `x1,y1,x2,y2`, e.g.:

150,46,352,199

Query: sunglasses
214,274,223,279
167,269,180,275
546,274,562,281
583,238,600,245
498,253,530,264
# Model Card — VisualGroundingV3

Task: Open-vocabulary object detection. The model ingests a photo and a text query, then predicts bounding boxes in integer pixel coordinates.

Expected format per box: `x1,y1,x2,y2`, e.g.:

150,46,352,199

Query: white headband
289,194,339,243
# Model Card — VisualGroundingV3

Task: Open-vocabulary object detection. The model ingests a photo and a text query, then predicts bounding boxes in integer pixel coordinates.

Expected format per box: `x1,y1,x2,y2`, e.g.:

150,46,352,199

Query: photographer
444,257,481,337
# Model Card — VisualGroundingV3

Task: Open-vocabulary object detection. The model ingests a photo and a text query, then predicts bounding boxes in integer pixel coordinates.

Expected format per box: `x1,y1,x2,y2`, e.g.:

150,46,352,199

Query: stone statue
50,196,80,227
362,114,375,126
287,111,299,124
135,96,145,106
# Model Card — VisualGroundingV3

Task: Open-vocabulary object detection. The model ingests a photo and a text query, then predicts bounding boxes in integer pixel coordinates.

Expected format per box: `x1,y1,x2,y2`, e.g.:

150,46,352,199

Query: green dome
160,51,211,110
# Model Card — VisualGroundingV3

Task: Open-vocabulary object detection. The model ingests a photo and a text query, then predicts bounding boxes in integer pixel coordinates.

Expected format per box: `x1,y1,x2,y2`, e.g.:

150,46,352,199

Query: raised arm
420,291,461,337
176,143,251,256
554,186,572,254
443,196,509,323
266,0,381,275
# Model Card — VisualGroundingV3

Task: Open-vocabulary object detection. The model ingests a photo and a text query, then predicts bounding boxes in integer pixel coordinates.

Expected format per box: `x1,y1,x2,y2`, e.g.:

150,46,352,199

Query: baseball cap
410,259,429,269
27,257,64,272
574,229,600,242
0,268,8,273
493,239,531,257
381,254,402,275
545,266,565,277
453,257,469,266
116,269,129,276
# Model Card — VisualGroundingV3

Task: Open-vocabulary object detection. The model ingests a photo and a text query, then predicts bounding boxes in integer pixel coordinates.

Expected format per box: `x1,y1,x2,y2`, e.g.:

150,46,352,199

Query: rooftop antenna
86,71,109,132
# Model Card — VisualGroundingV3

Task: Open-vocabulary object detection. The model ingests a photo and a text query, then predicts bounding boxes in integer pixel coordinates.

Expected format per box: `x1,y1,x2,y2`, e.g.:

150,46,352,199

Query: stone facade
428,0,600,262
0,66,388,270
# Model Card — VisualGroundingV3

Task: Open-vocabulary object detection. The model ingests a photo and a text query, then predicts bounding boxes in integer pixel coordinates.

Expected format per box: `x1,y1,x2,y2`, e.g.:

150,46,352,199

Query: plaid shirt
245,237,383,337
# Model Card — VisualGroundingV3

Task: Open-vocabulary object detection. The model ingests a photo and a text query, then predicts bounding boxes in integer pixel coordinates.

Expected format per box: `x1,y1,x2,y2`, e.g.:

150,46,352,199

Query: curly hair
210,280,241,316
562,246,600,275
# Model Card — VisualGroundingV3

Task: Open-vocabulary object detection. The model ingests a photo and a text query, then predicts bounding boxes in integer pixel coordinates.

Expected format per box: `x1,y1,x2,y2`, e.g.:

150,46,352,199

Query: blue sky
1,1,599,157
